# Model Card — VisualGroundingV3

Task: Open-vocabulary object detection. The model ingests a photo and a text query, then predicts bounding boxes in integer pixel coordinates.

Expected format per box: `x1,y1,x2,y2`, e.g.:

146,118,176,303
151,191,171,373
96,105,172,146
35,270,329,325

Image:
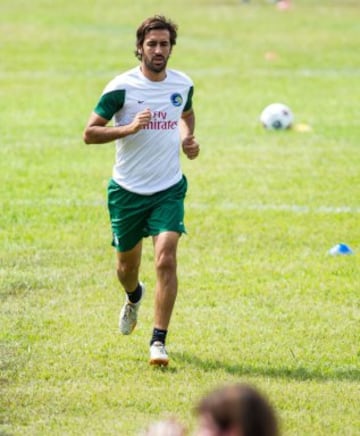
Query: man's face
139,29,172,74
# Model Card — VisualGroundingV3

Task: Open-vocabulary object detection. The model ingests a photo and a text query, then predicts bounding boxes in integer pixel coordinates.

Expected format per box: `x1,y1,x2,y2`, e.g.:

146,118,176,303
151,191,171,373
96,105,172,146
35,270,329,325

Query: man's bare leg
149,231,180,366
117,241,145,335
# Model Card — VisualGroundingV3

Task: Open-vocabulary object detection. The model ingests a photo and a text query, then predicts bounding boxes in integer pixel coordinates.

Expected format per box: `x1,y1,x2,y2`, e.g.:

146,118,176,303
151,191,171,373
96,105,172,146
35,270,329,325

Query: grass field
1,0,359,434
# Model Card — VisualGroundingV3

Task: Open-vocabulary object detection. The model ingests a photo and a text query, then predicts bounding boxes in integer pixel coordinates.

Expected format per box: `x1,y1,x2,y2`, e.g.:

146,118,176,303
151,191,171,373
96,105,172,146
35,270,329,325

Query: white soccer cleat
149,341,169,366
119,283,145,335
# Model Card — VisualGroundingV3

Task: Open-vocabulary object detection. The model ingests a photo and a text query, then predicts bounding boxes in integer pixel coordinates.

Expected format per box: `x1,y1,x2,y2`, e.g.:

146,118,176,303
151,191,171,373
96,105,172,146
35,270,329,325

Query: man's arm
180,109,200,160
180,108,195,138
83,109,152,144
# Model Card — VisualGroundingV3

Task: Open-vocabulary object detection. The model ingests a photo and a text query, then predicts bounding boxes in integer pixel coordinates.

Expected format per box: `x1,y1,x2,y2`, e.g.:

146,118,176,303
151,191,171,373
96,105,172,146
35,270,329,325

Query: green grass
1,0,359,434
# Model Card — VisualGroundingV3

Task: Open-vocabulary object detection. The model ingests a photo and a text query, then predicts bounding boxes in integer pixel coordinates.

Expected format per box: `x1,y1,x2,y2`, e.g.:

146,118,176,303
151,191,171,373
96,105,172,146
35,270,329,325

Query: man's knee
116,259,139,277
155,251,177,274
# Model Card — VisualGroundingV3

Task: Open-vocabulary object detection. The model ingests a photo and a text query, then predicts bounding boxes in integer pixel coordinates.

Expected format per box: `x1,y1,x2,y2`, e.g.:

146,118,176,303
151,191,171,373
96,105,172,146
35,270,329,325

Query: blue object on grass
328,243,354,256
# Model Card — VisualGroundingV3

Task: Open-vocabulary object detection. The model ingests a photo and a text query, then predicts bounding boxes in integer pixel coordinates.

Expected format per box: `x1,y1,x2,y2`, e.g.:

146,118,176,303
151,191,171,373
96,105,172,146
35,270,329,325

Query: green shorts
107,176,188,252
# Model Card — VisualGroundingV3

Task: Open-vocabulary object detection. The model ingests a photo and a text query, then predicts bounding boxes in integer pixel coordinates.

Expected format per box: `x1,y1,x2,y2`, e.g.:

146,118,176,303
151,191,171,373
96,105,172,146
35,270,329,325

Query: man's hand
130,108,152,133
182,135,200,160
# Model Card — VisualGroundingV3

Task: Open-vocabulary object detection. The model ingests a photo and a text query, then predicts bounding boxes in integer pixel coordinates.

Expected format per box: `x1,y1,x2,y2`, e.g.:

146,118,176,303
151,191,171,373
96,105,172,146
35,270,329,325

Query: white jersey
94,66,194,195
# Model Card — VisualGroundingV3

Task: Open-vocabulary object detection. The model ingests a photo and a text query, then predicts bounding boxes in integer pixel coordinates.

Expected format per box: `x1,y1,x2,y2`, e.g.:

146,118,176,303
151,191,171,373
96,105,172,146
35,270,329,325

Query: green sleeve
183,86,194,112
94,89,126,120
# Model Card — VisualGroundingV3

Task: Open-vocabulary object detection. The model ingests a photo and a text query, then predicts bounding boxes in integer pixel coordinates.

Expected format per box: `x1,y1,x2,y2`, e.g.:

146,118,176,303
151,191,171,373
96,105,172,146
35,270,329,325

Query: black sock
150,328,167,346
126,283,142,304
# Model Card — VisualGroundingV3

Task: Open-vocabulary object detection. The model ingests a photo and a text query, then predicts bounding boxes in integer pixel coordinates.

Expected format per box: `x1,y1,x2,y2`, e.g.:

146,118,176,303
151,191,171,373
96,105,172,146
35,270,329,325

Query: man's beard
143,54,169,73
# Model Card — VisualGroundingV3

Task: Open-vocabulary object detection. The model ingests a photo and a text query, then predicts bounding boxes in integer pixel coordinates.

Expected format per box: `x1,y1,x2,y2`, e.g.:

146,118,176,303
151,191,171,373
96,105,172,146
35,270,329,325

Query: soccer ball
260,103,294,130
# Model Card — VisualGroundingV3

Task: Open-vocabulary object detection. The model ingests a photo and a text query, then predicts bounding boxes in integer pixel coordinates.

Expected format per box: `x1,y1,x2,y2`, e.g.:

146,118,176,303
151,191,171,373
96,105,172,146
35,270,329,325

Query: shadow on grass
171,352,360,382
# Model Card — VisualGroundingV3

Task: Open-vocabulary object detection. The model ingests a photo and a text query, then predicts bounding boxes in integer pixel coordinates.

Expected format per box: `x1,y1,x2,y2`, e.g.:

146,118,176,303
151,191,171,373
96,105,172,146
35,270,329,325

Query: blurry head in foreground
195,383,279,436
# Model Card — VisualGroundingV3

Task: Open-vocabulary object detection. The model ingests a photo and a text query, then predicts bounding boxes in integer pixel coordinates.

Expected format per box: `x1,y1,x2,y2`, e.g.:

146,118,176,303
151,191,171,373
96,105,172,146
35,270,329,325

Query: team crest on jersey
170,93,183,107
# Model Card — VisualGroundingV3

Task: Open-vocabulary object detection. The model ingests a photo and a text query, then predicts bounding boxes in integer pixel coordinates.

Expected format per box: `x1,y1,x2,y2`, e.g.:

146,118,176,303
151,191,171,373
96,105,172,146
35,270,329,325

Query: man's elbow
82,129,92,145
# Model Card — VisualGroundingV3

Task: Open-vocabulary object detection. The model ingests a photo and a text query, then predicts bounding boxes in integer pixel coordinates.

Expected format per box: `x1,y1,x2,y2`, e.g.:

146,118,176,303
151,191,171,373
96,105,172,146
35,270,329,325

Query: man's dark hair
135,15,178,59
195,383,279,436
